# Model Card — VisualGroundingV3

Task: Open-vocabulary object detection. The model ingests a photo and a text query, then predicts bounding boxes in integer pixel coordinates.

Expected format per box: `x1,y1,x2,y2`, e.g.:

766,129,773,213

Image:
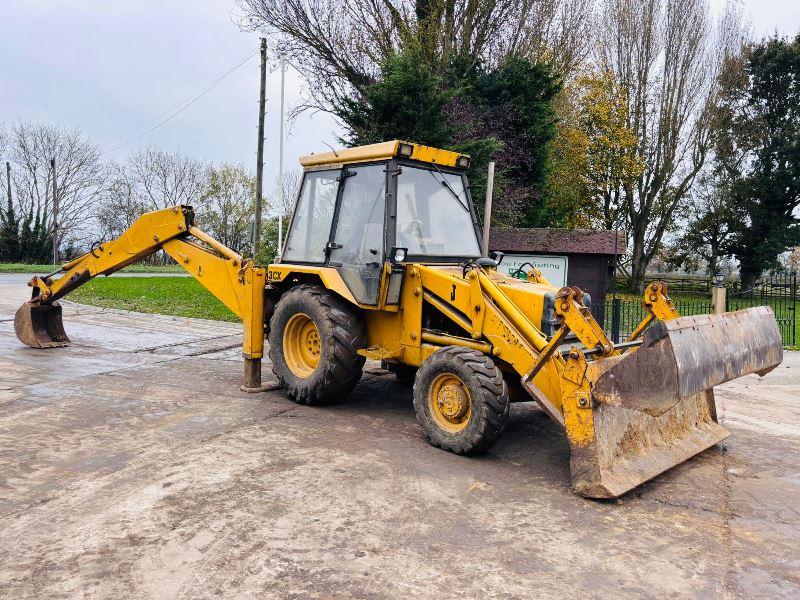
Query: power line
102,46,260,156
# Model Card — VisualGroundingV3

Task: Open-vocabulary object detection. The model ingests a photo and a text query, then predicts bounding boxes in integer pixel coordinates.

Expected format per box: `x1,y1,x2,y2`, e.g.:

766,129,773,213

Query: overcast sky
2,0,799,188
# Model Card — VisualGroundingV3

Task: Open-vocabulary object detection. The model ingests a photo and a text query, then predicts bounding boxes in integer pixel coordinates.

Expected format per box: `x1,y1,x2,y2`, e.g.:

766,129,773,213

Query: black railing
591,298,713,343
727,271,797,347
591,272,798,348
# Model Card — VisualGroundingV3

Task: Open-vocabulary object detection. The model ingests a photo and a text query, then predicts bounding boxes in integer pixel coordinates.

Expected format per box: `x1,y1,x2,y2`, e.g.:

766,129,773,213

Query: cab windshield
395,165,481,258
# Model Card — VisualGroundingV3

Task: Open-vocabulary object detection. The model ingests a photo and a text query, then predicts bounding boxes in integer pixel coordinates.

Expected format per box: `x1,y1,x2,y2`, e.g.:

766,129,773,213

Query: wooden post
481,161,495,257
277,53,287,259
712,273,726,315
51,157,59,265
253,37,267,257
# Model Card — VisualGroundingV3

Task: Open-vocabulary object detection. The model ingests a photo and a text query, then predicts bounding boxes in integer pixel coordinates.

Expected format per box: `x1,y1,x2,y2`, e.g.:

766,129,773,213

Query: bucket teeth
14,302,71,349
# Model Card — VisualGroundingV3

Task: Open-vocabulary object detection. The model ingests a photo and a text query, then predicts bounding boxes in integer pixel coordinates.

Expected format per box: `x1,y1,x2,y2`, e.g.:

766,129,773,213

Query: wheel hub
283,313,321,377
437,383,469,420
428,373,472,432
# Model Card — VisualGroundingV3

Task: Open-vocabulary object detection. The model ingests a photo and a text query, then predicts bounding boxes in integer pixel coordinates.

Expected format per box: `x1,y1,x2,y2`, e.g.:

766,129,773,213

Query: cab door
327,164,387,305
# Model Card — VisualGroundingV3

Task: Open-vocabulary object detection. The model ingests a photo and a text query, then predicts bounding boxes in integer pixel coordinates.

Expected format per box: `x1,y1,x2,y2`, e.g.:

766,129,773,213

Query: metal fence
727,271,797,347
590,297,713,343
592,272,798,347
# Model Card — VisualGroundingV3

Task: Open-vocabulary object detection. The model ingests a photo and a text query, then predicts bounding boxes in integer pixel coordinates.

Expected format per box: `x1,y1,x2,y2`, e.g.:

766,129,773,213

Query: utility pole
253,37,267,256
277,52,287,259
5,162,11,209
51,157,59,265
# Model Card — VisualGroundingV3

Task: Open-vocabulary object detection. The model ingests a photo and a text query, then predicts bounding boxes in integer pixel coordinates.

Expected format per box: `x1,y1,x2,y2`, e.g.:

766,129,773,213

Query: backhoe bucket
568,306,783,498
14,301,70,348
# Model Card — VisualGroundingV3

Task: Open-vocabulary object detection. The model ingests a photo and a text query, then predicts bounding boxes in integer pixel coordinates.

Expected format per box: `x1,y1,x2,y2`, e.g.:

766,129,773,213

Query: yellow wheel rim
428,373,472,433
283,313,321,378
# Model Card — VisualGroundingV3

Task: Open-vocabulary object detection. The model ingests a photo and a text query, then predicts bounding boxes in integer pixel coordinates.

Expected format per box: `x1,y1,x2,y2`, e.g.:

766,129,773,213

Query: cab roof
298,140,470,170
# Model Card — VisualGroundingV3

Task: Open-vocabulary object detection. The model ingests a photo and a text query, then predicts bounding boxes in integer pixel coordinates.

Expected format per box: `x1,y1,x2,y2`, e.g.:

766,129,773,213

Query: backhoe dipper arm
16,205,267,390
28,206,194,303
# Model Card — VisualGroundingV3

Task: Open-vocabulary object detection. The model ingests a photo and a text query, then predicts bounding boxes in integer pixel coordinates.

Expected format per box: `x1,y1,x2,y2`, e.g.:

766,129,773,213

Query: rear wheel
269,285,366,405
413,346,509,455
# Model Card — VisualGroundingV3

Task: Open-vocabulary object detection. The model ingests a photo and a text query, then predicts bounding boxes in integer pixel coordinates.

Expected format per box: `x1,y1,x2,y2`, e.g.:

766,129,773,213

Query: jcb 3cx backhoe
15,140,783,498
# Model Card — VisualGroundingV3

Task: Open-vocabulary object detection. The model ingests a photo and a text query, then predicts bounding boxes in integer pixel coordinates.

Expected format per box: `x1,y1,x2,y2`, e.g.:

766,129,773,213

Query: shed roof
489,228,626,256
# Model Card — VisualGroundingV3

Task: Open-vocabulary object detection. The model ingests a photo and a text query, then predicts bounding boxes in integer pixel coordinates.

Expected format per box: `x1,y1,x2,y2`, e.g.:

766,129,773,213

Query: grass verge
58,276,800,348
69,277,237,322
0,262,185,274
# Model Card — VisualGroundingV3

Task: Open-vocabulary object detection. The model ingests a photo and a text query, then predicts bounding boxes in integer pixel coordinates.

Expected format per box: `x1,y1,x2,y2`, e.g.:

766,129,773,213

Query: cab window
283,169,338,263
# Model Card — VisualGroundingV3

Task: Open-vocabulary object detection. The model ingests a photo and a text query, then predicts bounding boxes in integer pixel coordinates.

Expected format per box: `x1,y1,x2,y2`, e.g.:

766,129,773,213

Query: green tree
335,47,456,148
724,35,800,288
547,70,643,230
471,56,561,227
667,172,734,275
0,186,20,261
336,47,562,229
199,164,255,255
18,208,51,263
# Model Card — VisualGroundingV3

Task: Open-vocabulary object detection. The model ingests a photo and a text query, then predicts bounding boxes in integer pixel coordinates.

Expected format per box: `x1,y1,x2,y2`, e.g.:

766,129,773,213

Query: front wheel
413,346,509,455
268,285,366,405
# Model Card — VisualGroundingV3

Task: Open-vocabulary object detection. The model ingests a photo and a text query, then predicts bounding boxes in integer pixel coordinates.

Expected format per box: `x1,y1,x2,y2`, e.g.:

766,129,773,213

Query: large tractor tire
413,346,509,455
268,285,366,406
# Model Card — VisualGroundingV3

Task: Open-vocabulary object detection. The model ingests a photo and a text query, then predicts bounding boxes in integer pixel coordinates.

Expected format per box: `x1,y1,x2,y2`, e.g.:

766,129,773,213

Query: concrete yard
1,275,799,598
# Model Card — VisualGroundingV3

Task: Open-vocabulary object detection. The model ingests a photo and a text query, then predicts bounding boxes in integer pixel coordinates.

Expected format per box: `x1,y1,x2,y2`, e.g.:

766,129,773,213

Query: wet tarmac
1,275,799,598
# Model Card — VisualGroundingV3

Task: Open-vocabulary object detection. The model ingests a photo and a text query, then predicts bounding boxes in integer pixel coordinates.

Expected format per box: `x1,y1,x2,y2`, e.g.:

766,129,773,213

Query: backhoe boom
14,205,267,389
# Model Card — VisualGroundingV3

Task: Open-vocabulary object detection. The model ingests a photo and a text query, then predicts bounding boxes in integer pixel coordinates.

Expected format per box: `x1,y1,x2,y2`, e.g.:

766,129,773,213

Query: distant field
69,277,237,322
64,275,797,347
0,262,185,274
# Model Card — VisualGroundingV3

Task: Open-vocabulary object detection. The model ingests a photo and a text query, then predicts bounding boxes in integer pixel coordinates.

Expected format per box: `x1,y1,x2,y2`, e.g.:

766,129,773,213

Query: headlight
392,247,408,263
456,155,470,169
398,143,414,157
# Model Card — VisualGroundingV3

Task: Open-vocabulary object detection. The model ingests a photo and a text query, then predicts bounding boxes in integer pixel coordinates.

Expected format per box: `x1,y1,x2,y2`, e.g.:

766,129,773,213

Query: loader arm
408,264,782,498
15,205,267,389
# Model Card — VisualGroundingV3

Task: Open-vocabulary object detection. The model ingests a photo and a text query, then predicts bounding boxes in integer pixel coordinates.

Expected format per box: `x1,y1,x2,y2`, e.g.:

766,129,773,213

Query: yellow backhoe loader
14,140,784,498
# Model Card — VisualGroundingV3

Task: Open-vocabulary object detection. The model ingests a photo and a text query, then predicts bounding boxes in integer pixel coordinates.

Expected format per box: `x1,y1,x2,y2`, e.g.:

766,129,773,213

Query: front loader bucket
567,306,783,498
14,301,70,348
592,307,783,416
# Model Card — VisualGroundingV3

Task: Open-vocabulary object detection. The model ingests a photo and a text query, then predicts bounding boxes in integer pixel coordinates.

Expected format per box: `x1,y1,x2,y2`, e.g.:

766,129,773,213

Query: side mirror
489,251,504,265
476,257,498,270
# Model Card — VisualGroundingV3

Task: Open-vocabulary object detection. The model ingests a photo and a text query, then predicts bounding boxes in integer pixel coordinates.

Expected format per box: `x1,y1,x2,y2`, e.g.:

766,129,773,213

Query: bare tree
9,121,106,247
197,164,255,254
95,162,143,240
117,147,209,212
498,0,594,75
93,148,208,263
267,169,301,219
236,0,593,113
0,124,8,210
597,0,742,290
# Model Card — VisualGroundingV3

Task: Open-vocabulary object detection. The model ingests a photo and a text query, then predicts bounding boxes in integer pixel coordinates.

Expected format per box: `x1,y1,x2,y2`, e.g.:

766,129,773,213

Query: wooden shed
489,228,626,312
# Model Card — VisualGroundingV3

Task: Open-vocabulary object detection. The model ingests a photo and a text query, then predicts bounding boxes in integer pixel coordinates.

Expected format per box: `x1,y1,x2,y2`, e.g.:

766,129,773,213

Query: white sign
500,254,568,286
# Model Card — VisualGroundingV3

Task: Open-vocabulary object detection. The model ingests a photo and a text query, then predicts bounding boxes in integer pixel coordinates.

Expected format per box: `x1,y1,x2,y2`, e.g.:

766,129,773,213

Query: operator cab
281,140,482,305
